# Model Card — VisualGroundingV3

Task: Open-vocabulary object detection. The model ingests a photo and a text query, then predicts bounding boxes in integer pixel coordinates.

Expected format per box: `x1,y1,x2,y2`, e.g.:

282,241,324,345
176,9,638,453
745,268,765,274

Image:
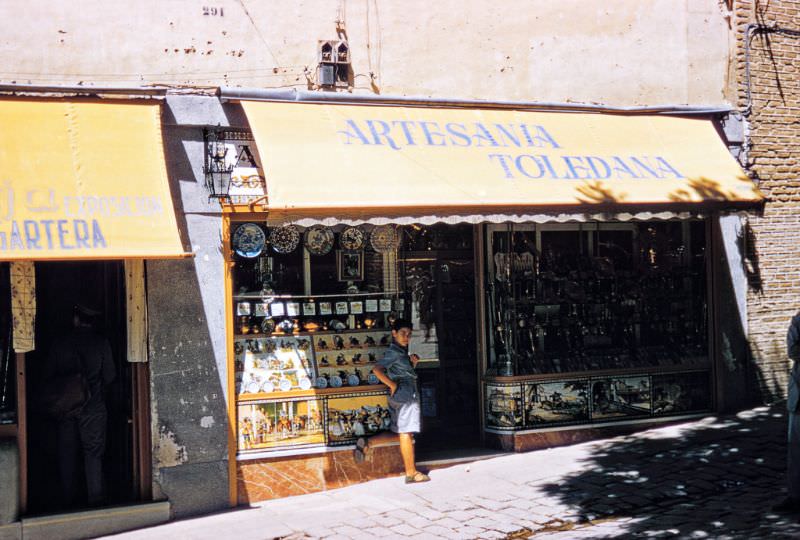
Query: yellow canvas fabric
0,99,186,260
241,101,762,222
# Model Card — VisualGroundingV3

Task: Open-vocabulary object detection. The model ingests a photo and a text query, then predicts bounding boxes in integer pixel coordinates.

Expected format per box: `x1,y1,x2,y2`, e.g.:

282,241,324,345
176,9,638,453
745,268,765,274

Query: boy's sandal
405,471,430,484
353,437,368,463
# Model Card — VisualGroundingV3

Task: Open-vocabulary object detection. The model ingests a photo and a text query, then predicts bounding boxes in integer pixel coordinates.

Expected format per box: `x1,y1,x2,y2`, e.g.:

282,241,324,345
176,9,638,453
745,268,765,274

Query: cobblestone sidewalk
104,405,800,539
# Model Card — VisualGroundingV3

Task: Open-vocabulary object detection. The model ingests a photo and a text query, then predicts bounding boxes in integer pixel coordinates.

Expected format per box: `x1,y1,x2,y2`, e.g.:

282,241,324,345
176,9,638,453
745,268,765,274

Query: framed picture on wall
286,302,301,317
337,250,364,281
270,302,285,317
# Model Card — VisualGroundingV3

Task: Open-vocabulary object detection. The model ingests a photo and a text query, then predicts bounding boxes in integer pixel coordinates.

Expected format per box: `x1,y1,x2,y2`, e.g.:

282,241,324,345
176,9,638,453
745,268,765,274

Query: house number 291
203,6,224,16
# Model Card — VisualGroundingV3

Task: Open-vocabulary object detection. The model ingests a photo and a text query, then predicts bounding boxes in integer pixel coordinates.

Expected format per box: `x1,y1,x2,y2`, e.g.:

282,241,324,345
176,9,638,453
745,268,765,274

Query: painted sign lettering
337,118,685,181
0,186,166,252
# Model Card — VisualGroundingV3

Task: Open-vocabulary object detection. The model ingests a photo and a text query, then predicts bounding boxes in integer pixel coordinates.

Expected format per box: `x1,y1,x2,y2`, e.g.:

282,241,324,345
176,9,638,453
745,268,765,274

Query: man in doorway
775,310,800,512
354,318,430,484
44,304,115,508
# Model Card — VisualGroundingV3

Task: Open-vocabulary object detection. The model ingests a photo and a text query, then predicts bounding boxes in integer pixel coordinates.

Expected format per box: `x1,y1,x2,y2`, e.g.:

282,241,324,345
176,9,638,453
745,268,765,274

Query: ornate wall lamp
203,127,234,201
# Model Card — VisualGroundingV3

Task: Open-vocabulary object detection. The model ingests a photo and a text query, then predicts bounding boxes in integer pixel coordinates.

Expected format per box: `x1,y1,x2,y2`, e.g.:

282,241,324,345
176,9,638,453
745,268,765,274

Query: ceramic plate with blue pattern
233,223,266,258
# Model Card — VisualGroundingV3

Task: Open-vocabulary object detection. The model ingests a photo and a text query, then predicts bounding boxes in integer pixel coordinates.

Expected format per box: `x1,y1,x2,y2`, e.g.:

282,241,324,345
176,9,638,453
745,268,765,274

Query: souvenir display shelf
234,328,394,398
486,222,709,377
483,221,713,432
229,221,406,455
231,295,399,455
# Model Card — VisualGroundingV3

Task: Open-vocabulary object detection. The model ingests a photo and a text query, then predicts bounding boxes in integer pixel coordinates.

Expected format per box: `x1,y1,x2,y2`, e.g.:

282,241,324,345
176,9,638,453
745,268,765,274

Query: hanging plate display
303,225,335,256
368,373,380,385
232,223,266,258
299,377,312,390
329,375,343,388
340,226,366,251
270,225,301,254
316,376,328,389
369,225,400,253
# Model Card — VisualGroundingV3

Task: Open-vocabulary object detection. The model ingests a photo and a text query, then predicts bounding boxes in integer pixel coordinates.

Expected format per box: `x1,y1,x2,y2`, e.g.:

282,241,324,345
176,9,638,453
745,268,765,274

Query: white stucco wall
0,0,732,105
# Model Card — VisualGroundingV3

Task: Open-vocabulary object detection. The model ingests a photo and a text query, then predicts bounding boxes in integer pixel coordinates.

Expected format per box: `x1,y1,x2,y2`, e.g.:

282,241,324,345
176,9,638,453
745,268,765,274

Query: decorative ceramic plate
367,373,380,385
304,225,335,255
330,375,343,388
260,380,275,393
270,224,301,254
369,225,400,253
316,376,328,389
244,380,260,393
340,226,366,251
347,374,360,386
299,377,312,390
279,378,292,392
233,223,266,258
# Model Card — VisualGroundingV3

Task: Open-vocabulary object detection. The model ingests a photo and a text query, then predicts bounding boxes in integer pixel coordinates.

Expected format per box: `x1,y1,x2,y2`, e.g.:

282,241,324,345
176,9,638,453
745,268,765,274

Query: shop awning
241,101,763,226
0,99,188,260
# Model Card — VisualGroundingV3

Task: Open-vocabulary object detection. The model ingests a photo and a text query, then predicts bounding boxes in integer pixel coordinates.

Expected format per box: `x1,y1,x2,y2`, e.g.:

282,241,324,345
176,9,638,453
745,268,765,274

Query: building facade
732,0,800,401
0,0,789,534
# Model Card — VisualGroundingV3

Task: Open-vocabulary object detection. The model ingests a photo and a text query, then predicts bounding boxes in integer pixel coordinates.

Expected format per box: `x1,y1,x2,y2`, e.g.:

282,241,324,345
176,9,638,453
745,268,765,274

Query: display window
229,221,406,455
483,220,713,432
486,221,709,375
228,221,481,456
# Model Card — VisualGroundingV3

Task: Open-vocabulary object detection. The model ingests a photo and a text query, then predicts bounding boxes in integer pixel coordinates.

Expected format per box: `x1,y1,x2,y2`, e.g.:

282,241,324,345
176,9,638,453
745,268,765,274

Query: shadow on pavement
536,406,800,538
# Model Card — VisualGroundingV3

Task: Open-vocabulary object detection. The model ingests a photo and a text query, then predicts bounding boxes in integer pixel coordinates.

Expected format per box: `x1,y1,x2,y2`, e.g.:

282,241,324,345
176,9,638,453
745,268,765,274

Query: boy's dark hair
391,318,413,332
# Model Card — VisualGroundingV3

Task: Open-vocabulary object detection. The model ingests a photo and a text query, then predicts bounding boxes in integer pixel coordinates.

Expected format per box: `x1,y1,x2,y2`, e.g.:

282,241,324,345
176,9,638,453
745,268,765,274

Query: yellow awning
241,101,762,224
0,99,187,260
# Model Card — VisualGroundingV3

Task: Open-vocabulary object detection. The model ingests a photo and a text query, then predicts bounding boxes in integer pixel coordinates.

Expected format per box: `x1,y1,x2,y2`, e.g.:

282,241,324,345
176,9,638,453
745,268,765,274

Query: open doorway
24,261,138,514
400,225,481,457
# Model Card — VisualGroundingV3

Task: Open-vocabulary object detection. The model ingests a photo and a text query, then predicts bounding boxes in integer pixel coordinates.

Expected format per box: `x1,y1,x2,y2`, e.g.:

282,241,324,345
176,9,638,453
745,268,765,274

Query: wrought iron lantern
203,128,234,200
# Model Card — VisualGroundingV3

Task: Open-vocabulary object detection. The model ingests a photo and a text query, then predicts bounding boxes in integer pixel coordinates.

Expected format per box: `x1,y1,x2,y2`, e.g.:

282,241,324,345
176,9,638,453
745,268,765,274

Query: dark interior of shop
0,264,12,426
400,226,480,453
25,261,134,514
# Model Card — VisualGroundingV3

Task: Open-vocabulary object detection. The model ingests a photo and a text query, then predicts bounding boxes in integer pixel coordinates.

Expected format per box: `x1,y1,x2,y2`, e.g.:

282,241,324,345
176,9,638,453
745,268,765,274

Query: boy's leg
399,433,416,477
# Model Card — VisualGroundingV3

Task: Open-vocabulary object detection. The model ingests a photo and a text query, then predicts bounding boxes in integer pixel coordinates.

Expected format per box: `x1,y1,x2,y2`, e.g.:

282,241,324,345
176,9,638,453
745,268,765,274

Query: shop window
486,221,709,376
230,222,401,456
229,222,479,456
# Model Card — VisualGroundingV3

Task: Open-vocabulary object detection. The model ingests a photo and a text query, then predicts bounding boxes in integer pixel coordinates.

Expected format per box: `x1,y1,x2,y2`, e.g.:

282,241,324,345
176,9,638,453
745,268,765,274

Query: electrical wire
743,23,800,117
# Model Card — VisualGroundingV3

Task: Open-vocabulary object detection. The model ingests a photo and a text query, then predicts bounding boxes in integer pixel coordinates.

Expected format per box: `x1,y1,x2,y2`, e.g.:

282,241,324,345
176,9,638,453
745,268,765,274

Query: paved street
105,405,800,539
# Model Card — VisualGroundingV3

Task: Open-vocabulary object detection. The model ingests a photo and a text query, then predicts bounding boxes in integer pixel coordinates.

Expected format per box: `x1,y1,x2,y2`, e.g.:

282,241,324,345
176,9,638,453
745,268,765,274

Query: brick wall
734,0,800,400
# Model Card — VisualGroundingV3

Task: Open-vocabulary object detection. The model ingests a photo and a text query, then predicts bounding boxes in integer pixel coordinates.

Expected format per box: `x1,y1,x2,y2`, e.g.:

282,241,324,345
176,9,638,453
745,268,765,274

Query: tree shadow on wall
739,219,763,294
754,5,786,105
536,406,800,538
